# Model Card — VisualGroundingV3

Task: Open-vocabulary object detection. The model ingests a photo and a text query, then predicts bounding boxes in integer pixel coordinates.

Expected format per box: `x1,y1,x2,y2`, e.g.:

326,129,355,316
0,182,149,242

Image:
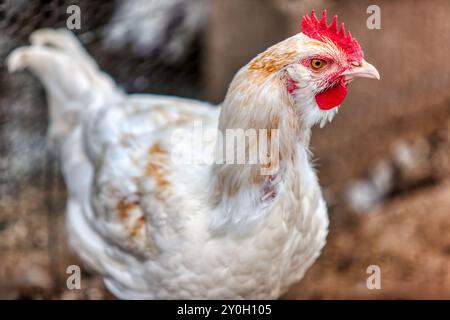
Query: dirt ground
287,181,450,299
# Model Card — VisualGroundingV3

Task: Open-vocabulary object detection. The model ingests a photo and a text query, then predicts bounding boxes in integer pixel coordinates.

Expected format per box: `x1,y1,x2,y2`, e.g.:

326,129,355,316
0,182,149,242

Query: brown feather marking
146,142,170,201
248,48,298,77
130,216,146,238
117,199,137,221
116,196,147,240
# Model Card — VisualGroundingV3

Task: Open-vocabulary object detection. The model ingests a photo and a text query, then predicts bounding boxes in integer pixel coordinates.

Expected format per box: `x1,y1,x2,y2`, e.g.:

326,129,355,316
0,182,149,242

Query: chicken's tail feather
6,28,118,151
29,28,100,72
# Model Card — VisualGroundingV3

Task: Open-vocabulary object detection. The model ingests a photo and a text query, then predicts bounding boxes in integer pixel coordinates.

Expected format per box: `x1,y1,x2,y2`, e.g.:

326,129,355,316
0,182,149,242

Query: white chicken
6,10,379,299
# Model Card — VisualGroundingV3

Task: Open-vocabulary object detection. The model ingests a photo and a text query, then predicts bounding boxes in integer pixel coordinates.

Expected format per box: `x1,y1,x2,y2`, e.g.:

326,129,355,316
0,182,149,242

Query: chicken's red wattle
315,77,347,110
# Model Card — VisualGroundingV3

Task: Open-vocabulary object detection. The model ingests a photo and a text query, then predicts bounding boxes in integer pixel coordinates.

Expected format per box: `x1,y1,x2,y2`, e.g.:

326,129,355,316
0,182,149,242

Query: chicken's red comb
301,9,363,62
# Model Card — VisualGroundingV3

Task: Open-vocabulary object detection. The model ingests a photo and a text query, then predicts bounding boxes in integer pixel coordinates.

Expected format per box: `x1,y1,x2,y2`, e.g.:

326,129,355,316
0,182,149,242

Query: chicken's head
226,9,380,131
245,9,380,128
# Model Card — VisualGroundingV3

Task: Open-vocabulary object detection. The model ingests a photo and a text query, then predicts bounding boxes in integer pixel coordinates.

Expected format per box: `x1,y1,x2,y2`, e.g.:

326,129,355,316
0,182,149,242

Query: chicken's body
64,92,327,299
69,99,327,299
7,11,379,299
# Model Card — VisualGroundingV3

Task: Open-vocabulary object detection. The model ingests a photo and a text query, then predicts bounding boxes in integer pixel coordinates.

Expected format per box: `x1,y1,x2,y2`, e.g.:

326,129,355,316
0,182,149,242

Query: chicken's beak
342,59,380,81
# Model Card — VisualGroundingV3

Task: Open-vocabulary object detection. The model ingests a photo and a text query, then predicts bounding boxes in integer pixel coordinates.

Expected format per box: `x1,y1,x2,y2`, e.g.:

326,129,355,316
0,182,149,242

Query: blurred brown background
0,0,449,299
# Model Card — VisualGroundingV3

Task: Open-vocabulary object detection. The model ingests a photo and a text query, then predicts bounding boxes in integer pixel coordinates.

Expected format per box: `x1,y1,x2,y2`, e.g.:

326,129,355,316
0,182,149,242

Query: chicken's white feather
7,29,332,299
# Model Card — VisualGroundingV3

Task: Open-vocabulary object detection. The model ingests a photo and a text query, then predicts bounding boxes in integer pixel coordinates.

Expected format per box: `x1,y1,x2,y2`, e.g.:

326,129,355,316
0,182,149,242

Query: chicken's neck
209,68,313,231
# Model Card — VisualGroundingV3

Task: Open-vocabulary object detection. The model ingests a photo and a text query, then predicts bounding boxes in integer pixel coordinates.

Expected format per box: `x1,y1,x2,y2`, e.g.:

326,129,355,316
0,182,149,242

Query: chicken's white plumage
6,28,337,299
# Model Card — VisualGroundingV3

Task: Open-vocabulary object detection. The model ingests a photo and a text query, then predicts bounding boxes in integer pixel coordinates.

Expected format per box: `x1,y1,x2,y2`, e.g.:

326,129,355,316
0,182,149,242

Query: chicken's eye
310,59,327,70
